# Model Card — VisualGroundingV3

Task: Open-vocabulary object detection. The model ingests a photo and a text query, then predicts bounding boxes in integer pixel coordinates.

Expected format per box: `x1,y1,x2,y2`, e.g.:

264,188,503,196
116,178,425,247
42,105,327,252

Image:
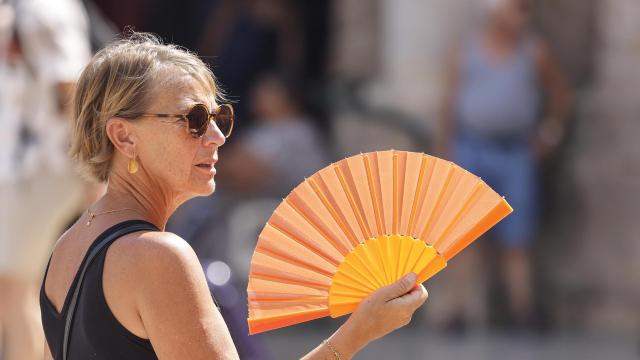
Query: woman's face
132,70,226,198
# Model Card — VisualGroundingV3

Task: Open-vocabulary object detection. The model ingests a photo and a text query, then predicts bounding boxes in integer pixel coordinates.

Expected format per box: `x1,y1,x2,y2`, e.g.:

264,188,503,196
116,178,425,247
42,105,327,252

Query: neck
97,172,186,231
487,22,521,46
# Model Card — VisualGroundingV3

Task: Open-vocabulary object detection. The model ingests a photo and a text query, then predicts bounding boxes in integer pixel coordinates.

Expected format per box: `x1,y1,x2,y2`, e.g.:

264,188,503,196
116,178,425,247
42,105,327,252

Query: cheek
144,132,197,184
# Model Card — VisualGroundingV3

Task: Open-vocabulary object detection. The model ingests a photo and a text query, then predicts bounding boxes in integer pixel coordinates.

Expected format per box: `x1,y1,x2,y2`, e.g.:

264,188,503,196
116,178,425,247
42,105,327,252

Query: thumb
375,272,417,301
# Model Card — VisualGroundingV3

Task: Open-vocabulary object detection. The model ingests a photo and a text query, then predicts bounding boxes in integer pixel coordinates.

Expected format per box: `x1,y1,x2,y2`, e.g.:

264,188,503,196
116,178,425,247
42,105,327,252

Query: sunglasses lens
186,104,209,138
215,104,234,138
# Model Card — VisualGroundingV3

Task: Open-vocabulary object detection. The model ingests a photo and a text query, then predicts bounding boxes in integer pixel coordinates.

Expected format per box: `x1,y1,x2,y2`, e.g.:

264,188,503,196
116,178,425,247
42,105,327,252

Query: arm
534,39,573,157
302,273,428,360
134,232,239,359
436,46,461,159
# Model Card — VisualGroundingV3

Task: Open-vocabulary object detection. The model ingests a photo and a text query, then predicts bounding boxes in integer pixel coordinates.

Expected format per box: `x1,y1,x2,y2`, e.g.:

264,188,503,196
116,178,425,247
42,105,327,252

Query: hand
303,273,428,360
533,118,564,160
345,273,428,344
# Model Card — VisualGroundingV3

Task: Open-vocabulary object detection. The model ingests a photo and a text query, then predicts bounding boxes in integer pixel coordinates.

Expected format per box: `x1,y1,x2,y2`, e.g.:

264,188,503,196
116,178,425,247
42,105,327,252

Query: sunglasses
136,103,234,138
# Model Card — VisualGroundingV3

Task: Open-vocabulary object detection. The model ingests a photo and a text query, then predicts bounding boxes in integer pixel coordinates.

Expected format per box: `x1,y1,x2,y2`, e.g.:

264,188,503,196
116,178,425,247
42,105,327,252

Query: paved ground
258,325,639,360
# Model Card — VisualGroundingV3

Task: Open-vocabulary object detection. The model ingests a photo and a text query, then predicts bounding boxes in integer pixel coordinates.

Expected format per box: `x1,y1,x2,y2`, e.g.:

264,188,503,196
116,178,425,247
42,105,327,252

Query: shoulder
129,230,199,267
109,231,204,287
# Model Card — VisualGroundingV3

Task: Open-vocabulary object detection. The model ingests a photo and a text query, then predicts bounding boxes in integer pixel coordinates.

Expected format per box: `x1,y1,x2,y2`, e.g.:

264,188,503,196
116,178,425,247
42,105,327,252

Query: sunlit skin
107,69,225,225
43,70,239,358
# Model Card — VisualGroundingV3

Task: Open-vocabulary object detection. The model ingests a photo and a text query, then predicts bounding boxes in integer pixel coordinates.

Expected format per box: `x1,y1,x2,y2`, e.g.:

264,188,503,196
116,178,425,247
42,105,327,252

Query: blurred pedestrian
0,0,92,358
219,73,328,196
437,0,571,329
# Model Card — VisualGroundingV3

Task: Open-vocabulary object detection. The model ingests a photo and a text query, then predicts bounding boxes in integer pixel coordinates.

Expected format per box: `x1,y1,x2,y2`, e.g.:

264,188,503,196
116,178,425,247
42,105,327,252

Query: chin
187,177,217,197
199,180,217,196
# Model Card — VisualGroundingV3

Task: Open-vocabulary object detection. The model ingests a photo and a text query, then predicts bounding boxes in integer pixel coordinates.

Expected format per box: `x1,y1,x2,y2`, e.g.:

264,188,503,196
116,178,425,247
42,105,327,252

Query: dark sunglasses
136,103,234,138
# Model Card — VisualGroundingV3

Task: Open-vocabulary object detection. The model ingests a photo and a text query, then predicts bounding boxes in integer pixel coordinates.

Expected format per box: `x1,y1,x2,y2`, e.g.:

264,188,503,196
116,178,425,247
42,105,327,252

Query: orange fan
247,150,512,334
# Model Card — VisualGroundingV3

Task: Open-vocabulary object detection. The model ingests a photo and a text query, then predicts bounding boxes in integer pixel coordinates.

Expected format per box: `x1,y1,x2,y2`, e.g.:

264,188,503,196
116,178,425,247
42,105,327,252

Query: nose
202,119,226,148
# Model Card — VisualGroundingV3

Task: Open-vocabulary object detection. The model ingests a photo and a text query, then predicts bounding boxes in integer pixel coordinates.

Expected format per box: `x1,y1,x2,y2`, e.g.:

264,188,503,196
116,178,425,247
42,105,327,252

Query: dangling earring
128,157,139,174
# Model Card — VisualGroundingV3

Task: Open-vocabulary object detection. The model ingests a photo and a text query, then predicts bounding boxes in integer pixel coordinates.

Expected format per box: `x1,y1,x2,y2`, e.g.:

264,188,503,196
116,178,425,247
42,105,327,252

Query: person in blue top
438,0,571,328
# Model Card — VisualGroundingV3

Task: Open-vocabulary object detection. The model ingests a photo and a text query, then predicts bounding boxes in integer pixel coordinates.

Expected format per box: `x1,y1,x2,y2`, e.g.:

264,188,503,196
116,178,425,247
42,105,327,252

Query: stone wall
559,0,640,334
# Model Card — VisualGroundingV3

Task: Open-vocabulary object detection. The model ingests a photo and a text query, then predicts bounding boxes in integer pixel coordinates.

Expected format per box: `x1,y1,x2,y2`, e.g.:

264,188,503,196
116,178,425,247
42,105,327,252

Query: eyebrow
184,96,216,110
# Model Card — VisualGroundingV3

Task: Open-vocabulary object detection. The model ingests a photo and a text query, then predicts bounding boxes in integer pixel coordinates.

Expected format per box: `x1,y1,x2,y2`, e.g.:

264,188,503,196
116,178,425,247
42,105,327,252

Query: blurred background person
169,72,328,263
0,0,93,358
437,0,571,330
219,73,328,198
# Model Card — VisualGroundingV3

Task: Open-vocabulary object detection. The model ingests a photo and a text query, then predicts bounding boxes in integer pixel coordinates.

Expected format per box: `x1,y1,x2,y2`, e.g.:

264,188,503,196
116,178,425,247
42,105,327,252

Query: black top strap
62,220,157,360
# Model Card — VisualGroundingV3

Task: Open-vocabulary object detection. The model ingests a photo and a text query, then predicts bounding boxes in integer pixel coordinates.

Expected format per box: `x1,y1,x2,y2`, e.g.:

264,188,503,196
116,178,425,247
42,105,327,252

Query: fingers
391,284,428,311
374,273,417,301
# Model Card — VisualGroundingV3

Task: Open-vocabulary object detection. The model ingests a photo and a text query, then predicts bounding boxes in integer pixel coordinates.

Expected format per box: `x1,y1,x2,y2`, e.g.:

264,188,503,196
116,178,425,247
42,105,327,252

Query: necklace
85,207,140,226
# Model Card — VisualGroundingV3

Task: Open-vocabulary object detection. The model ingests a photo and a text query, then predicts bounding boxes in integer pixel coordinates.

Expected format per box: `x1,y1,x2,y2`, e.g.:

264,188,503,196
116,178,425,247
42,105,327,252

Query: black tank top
40,220,159,359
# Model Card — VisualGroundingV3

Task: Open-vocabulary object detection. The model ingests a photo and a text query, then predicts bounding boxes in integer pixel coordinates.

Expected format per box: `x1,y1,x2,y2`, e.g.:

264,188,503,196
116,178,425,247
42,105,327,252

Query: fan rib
432,180,482,249
361,239,389,286
377,152,394,234
306,178,360,251
248,278,327,298
411,156,438,239
392,152,399,234
384,236,399,282
248,297,327,306
395,235,409,278
443,196,512,260
250,272,329,291
419,163,456,242
395,151,415,234
248,308,330,335
332,267,376,293
363,154,384,235
329,292,366,301
268,221,340,267
425,170,477,246
416,256,447,283
334,165,371,244
407,156,428,235
339,259,379,291
330,279,372,297
285,196,351,257
371,237,391,285
348,249,385,288
405,242,428,276
255,246,334,279
248,291,327,301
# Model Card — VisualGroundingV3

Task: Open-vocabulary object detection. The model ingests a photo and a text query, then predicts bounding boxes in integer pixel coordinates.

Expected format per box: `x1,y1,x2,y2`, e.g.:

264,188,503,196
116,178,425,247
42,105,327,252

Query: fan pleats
247,151,512,334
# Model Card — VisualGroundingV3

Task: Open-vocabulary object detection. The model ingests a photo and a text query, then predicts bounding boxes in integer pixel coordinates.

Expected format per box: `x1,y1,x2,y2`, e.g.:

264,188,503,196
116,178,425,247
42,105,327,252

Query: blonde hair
70,32,222,182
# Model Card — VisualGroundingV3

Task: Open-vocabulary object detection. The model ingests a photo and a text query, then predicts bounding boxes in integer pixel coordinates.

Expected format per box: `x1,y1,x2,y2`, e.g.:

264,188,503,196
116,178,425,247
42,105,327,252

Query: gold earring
128,157,139,174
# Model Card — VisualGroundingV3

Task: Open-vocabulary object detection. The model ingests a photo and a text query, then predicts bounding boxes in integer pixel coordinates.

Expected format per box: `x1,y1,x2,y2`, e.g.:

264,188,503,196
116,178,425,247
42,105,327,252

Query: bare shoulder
110,231,238,358
110,230,202,284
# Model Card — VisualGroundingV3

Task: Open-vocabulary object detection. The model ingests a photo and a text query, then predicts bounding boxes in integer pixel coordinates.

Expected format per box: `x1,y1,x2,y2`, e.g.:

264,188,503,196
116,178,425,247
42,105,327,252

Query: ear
106,118,138,158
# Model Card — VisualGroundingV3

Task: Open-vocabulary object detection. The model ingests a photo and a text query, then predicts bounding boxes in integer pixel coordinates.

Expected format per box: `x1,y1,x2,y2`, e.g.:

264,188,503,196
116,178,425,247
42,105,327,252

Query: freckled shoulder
107,230,203,286
121,231,200,271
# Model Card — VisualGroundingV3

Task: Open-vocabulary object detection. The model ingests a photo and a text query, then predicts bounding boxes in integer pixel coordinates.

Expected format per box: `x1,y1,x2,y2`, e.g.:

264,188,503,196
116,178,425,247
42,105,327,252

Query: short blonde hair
70,32,221,182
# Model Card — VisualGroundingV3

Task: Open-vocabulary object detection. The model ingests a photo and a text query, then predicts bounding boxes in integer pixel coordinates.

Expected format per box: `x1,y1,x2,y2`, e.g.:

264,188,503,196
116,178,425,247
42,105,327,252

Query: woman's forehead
151,71,216,111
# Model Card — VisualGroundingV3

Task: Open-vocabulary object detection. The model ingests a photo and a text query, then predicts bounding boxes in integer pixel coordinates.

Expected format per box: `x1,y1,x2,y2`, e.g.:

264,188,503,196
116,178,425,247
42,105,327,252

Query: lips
195,163,213,170
195,159,217,174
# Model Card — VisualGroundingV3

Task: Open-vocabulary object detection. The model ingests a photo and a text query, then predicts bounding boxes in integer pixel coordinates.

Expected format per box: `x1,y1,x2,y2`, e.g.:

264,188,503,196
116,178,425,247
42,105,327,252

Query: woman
40,33,428,359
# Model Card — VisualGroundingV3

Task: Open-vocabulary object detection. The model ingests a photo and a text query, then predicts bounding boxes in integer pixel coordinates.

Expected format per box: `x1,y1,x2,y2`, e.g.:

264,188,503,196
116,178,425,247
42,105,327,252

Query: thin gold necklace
85,207,141,226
